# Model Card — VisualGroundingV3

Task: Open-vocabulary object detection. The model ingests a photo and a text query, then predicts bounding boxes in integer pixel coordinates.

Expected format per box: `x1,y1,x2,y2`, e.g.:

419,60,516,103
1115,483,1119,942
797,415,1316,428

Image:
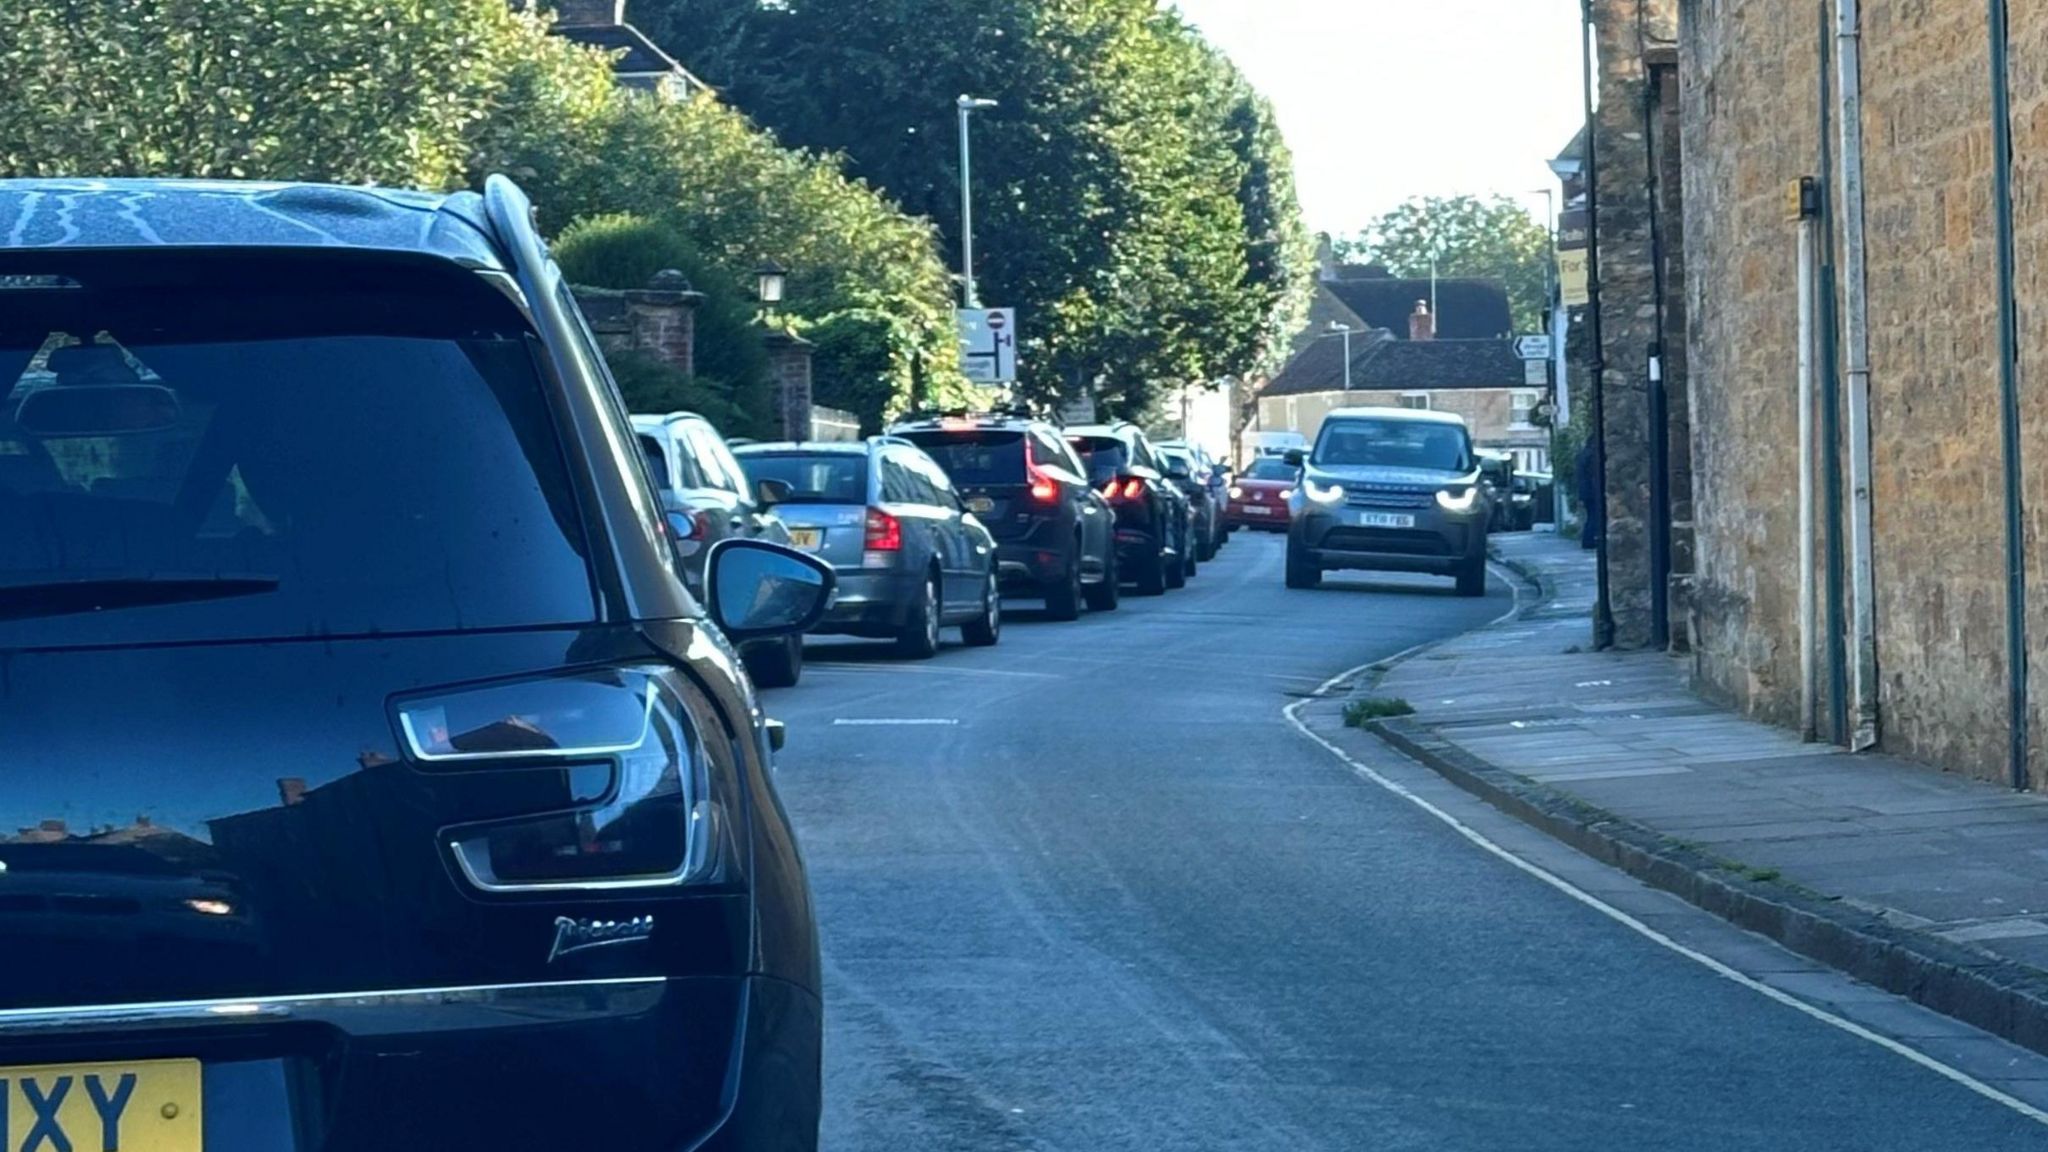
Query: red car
1225,456,1299,530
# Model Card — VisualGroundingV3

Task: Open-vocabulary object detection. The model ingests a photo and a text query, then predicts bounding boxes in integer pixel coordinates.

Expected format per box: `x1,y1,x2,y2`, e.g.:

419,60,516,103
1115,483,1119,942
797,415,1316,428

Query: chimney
278,777,309,806
1314,234,1339,282
1409,300,1436,342
551,0,623,25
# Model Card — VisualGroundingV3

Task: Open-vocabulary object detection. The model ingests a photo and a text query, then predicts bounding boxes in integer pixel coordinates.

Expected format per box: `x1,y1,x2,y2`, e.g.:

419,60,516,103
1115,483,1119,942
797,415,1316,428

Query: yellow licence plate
787,528,823,551
1,1059,201,1152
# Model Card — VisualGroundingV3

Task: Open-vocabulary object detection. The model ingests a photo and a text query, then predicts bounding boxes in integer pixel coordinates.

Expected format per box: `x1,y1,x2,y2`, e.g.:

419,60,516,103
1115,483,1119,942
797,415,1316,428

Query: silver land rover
1283,406,1491,596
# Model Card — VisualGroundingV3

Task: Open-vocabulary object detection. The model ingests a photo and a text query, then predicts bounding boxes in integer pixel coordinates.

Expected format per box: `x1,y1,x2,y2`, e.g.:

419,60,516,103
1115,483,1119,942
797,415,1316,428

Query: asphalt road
767,531,2048,1151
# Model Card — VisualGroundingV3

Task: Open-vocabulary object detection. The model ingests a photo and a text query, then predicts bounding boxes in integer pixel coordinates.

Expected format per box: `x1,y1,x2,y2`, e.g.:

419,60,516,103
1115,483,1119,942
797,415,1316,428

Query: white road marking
832,718,960,727
1284,563,2048,1128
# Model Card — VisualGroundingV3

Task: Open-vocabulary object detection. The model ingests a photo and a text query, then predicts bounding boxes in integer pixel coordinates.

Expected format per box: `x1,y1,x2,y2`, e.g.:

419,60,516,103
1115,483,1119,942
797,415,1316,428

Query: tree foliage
0,0,967,421
1337,195,1553,333
634,0,1314,419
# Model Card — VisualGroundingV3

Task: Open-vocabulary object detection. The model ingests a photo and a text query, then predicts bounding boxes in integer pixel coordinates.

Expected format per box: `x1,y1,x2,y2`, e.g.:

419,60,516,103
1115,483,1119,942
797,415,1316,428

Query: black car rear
1064,423,1191,595
0,179,821,1152
890,412,1117,619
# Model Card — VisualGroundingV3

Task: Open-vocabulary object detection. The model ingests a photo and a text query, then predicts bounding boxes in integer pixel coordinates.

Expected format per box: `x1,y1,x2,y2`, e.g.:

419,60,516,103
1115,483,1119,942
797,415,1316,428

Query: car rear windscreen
1067,436,1129,484
1244,458,1296,481
736,452,869,504
895,429,1025,486
0,269,595,646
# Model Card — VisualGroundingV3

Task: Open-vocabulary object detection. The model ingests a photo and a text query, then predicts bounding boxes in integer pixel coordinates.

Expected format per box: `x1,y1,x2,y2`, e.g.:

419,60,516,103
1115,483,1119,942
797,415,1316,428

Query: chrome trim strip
0,976,666,1029
399,678,658,763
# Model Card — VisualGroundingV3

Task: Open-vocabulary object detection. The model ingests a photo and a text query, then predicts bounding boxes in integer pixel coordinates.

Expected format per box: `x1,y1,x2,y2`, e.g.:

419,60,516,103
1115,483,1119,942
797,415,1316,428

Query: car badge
548,914,655,962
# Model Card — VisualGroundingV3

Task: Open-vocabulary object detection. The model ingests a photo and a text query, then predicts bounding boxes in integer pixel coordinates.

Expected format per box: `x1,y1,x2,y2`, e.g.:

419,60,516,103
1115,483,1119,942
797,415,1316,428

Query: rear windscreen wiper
0,576,280,620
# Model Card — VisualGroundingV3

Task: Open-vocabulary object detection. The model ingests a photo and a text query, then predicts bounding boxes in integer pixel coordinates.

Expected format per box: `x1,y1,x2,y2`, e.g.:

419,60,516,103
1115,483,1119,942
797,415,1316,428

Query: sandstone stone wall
1681,0,2046,785
2010,0,2048,785
1591,0,1688,650
1679,0,1824,726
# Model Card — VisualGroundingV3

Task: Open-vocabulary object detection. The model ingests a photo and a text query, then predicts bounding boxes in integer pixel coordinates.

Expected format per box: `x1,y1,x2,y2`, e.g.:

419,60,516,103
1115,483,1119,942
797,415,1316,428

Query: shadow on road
1306,577,1469,598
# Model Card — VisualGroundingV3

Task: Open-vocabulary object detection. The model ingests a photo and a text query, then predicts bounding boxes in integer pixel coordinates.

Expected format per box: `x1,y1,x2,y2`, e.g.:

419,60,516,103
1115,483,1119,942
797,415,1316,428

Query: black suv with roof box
0,177,835,1152
888,408,1119,619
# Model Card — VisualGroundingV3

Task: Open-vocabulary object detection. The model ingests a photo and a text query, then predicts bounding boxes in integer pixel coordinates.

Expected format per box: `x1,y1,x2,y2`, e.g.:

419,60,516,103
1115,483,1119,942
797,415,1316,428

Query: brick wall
1681,0,2043,784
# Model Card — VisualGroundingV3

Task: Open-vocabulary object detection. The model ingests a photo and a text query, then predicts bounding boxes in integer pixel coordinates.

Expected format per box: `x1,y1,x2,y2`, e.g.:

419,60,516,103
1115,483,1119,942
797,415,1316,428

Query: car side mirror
1284,448,1305,468
705,539,836,641
755,477,792,509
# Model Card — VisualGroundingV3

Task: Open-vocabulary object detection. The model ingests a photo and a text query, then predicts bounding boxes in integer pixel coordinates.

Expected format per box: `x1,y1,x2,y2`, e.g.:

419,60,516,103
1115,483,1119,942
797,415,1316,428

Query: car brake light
1121,478,1146,501
865,507,902,551
679,510,710,540
393,668,737,892
1021,437,1059,502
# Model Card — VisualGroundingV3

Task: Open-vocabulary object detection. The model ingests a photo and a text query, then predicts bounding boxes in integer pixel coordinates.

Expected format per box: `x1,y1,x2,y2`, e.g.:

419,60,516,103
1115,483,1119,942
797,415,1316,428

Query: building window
1511,390,1539,428
1398,392,1431,411
1514,447,1549,474
1285,398,1300,430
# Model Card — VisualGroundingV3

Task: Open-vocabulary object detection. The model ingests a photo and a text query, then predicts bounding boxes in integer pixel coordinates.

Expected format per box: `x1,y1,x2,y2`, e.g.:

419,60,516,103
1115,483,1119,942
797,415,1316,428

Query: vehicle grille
1321,528,1452,556
1345,488,1434,510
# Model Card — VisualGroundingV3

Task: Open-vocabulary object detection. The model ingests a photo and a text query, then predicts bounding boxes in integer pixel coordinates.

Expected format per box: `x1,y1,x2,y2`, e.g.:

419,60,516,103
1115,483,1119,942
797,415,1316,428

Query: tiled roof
1321,276,1514,341
1263,337,1527,398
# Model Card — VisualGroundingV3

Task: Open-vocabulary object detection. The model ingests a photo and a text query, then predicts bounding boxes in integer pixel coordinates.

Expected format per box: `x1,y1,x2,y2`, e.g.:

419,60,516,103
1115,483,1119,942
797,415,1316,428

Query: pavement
1369,529,2048,1058
761,530,2048,1150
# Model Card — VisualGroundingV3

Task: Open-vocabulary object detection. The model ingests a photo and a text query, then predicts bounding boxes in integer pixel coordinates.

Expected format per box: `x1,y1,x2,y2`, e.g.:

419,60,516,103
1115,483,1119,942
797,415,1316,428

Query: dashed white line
831,718,960,727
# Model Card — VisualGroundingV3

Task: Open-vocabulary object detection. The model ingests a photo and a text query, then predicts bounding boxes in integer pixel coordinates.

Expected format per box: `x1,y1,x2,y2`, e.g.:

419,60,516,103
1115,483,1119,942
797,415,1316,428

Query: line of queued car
632,404,1237,684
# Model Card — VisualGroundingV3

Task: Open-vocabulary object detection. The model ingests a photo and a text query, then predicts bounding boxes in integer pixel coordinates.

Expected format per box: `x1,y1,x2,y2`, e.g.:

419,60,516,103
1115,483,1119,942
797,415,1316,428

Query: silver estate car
633,411,804,685
733,438,1002,658
1284,406,1492,596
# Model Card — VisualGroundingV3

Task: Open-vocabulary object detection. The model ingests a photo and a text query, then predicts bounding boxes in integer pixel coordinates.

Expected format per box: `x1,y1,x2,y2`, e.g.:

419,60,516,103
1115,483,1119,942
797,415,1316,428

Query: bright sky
1173,0,1586,237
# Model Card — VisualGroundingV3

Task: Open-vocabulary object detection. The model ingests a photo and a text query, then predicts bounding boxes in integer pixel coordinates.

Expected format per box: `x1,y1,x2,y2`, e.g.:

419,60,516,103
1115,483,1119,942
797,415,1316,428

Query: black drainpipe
1644,66,1673,650
1582,0,1615,650
1818,1,1850,744
1990,0,2029,789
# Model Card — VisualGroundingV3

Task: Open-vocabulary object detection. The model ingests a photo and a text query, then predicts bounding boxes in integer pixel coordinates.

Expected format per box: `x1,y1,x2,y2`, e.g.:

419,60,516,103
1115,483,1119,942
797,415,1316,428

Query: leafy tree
0,0,969,421
632,0,1314,418
1337,195,1553,333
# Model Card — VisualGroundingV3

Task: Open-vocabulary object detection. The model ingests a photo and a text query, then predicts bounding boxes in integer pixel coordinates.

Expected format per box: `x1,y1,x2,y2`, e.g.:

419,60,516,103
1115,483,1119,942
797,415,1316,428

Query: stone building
1256,320,1541,469
1679,1,2048,786
1582,0,1693,652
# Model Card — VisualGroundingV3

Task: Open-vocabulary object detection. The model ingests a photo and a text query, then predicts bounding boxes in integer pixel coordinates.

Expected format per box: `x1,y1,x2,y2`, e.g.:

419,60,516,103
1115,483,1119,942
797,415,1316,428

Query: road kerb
1368,715,2048,1062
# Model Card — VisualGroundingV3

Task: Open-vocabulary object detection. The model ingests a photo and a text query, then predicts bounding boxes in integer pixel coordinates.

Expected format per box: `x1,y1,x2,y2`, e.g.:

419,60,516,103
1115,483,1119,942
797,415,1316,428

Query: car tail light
677,510,710,541
1021,439,1059,503
1119,478,1146,501
864,507,902,551
394,668,738,892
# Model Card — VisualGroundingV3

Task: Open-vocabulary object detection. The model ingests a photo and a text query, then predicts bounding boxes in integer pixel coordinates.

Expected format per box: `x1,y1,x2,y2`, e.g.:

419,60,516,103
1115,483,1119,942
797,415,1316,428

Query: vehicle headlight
1228,485,1244,499
1300,476,1346,504
1436,486,1481,513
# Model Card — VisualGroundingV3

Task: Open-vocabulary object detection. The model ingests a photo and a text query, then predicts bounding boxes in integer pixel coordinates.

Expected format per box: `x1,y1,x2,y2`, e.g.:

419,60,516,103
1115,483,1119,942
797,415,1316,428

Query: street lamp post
1328,321,1353,390
956,94,998,308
